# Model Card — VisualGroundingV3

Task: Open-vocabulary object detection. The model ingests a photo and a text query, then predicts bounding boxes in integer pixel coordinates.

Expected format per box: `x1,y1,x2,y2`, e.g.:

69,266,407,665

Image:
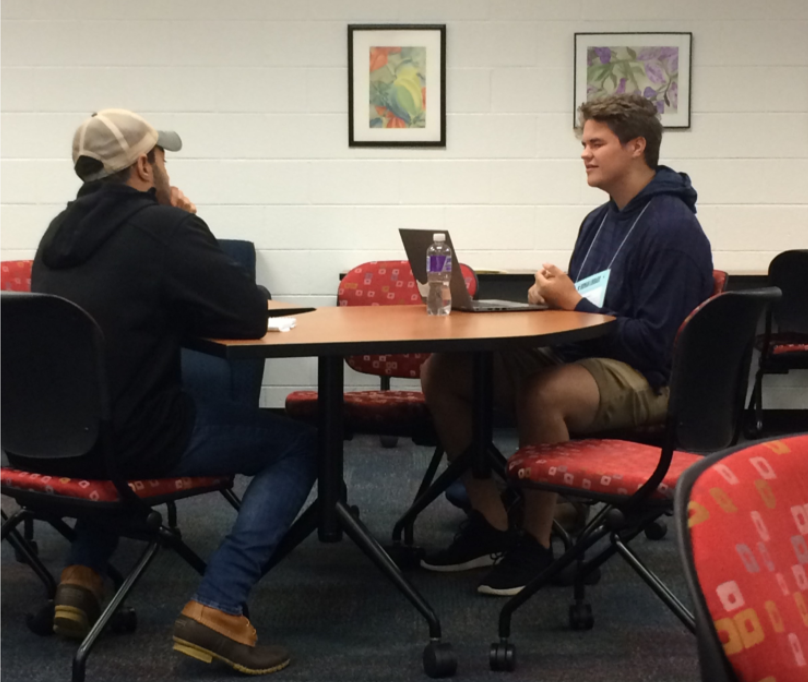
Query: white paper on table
267,317,296,332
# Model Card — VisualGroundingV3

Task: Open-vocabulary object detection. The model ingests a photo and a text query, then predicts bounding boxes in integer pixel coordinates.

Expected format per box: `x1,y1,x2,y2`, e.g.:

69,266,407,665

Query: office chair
675,432,808,682
746,250,808,436
0,292,236,682
1,259,33,291
489,287,781,672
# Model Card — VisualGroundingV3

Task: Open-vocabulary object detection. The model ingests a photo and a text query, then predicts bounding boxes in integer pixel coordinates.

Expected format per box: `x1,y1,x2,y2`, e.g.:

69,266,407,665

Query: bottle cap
433,233,446,242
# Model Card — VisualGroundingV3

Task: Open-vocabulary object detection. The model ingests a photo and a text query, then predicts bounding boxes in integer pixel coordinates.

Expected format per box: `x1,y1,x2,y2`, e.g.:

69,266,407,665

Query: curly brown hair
578,93,662,168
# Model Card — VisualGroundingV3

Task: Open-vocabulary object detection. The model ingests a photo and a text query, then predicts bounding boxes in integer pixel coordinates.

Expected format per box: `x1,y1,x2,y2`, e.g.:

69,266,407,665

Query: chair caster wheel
569,602,594,630
644,520,668,540
385,544,425,571
15,539,39,563
110,607,137,634
423,641,457,678
26,600,55,636
380,435,399,449
744,419,763,439
489,641,516,671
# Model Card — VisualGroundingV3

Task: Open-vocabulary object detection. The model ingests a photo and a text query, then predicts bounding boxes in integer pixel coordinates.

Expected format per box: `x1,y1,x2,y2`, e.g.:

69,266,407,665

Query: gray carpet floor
2,432,699,682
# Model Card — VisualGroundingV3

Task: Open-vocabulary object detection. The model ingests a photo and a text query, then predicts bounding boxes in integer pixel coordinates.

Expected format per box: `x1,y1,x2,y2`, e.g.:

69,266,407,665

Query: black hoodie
556,166,714,390
31,183,269,477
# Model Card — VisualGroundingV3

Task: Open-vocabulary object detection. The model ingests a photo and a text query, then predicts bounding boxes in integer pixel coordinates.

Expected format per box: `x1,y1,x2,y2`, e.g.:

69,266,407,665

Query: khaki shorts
493,347,669,434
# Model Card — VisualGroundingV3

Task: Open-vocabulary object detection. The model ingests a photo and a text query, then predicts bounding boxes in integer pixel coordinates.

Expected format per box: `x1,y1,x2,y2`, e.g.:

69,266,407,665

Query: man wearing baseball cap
24,109,316,675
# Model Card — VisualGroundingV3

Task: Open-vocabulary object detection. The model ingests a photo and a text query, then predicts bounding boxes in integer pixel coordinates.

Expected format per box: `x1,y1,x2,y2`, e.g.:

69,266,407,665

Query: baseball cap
72,108,182,182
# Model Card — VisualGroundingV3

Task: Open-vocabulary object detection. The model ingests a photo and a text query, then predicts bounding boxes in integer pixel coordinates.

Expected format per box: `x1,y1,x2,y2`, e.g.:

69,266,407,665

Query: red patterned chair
747,250,808,436
488,287,781,672
285,260,477,543
675,433,808,682
572,269,730,544
1,259,33,291
286,260,477,437
0,292,235,682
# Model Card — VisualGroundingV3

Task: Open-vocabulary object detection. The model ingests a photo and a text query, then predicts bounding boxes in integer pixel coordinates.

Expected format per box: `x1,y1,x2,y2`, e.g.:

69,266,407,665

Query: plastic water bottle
426,233,452,316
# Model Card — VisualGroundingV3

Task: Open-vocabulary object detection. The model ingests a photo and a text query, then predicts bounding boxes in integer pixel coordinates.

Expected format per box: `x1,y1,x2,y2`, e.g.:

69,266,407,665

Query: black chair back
667,288,781,453
2,292,108,460
768,249,808,333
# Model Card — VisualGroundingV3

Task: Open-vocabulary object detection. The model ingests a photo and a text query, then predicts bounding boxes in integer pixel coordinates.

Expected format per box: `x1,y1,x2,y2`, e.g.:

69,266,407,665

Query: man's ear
630,136,647,159
131,153,152,183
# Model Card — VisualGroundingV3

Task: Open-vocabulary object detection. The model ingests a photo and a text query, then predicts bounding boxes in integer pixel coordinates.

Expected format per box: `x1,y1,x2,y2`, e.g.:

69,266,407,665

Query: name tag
575,269,610,308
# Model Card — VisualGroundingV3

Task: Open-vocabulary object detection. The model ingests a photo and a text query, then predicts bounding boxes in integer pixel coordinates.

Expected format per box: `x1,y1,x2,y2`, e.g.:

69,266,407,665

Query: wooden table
188,305,615,677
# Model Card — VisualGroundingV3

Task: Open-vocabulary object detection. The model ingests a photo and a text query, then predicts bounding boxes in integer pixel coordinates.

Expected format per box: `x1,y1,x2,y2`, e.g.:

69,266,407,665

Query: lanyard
575,201,651,283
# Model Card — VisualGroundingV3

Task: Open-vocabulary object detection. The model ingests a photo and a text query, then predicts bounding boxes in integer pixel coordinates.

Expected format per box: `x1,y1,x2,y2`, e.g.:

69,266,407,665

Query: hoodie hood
619,165,698,216
40,183,157,269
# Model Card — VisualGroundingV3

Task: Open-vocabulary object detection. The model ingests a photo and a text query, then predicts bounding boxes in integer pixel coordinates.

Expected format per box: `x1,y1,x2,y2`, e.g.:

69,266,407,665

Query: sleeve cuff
574,297,603,314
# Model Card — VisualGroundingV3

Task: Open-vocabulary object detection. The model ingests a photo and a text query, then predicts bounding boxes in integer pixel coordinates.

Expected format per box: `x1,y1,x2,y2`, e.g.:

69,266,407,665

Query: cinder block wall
2,0,806,408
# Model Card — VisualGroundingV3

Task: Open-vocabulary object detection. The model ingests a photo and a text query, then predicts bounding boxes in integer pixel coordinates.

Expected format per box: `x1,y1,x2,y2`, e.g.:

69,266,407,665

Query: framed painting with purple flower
348,24,446,147
574,32,692,128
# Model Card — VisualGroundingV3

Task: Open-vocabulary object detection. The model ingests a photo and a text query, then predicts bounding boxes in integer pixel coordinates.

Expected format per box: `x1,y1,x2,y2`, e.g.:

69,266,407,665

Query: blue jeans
67,399,317,616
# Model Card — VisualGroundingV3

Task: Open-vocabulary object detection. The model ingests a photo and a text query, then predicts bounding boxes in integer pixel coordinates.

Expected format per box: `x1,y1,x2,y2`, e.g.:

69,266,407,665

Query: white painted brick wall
2,0,807,409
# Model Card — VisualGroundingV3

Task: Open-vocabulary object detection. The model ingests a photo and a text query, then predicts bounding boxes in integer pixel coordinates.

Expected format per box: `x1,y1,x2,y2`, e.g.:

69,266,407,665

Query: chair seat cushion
285,390,433,436
0,467,232,503
508,439,702,501
346,353,429,378
756,332,808,355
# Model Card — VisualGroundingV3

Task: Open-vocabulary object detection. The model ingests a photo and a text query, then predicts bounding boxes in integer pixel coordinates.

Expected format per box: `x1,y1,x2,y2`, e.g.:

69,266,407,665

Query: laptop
399,229,546,313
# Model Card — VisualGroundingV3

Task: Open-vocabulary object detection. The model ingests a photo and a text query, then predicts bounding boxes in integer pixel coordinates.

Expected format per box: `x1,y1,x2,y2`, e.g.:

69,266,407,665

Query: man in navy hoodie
419,94,713,595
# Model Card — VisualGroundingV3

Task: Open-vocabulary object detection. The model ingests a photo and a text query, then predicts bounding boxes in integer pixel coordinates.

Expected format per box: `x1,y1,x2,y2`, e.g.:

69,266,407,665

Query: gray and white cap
72,108,182,181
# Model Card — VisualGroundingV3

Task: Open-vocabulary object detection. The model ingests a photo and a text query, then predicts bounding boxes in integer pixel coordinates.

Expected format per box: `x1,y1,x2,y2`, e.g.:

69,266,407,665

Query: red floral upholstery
0,466,232,503
339,260,477,378
756,332,808,356
712,269,728,297
684,434,808,681
285,390,433,436
346,353,430,379
508,439,701,501
1,260,33,292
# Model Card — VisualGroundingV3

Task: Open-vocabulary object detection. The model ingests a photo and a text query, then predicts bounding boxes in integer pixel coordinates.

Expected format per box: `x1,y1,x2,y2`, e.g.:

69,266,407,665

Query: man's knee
518,365,600,422
421,353,469,403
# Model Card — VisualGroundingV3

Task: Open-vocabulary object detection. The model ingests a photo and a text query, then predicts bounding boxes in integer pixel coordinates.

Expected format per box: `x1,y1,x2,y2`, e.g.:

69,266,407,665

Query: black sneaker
420,511,513,572
477,533,554,596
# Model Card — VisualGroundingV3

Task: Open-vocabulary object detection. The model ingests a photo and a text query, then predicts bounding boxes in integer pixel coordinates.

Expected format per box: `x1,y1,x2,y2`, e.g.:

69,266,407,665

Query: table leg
336,501,457,677
317,355,344,542
314,356,456,677
389,351,506,551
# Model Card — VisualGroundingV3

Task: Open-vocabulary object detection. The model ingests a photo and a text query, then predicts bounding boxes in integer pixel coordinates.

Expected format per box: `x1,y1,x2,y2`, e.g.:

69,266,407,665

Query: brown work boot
173,601,290,675
53,565,104,638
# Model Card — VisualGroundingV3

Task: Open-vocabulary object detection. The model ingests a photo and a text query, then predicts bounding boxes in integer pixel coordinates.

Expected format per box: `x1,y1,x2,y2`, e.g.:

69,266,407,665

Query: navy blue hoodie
556,166,713,390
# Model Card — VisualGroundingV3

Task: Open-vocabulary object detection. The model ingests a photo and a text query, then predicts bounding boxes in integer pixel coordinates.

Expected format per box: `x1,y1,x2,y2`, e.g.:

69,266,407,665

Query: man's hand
527,283,546,306
532,263,583,310
170,187,197,214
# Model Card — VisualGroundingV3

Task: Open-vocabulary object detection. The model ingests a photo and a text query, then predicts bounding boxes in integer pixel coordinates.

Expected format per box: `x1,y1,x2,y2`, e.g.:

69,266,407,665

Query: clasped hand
169,187,197,214
527,263,583,310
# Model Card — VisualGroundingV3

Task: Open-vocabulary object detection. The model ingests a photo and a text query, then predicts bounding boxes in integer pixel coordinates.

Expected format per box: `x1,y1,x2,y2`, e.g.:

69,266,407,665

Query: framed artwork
574,32,692,128
348,24,446,147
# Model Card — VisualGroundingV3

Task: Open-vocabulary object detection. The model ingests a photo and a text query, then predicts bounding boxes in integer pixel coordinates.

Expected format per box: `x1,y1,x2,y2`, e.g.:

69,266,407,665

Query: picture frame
348,24,446,147
574,32,692,129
